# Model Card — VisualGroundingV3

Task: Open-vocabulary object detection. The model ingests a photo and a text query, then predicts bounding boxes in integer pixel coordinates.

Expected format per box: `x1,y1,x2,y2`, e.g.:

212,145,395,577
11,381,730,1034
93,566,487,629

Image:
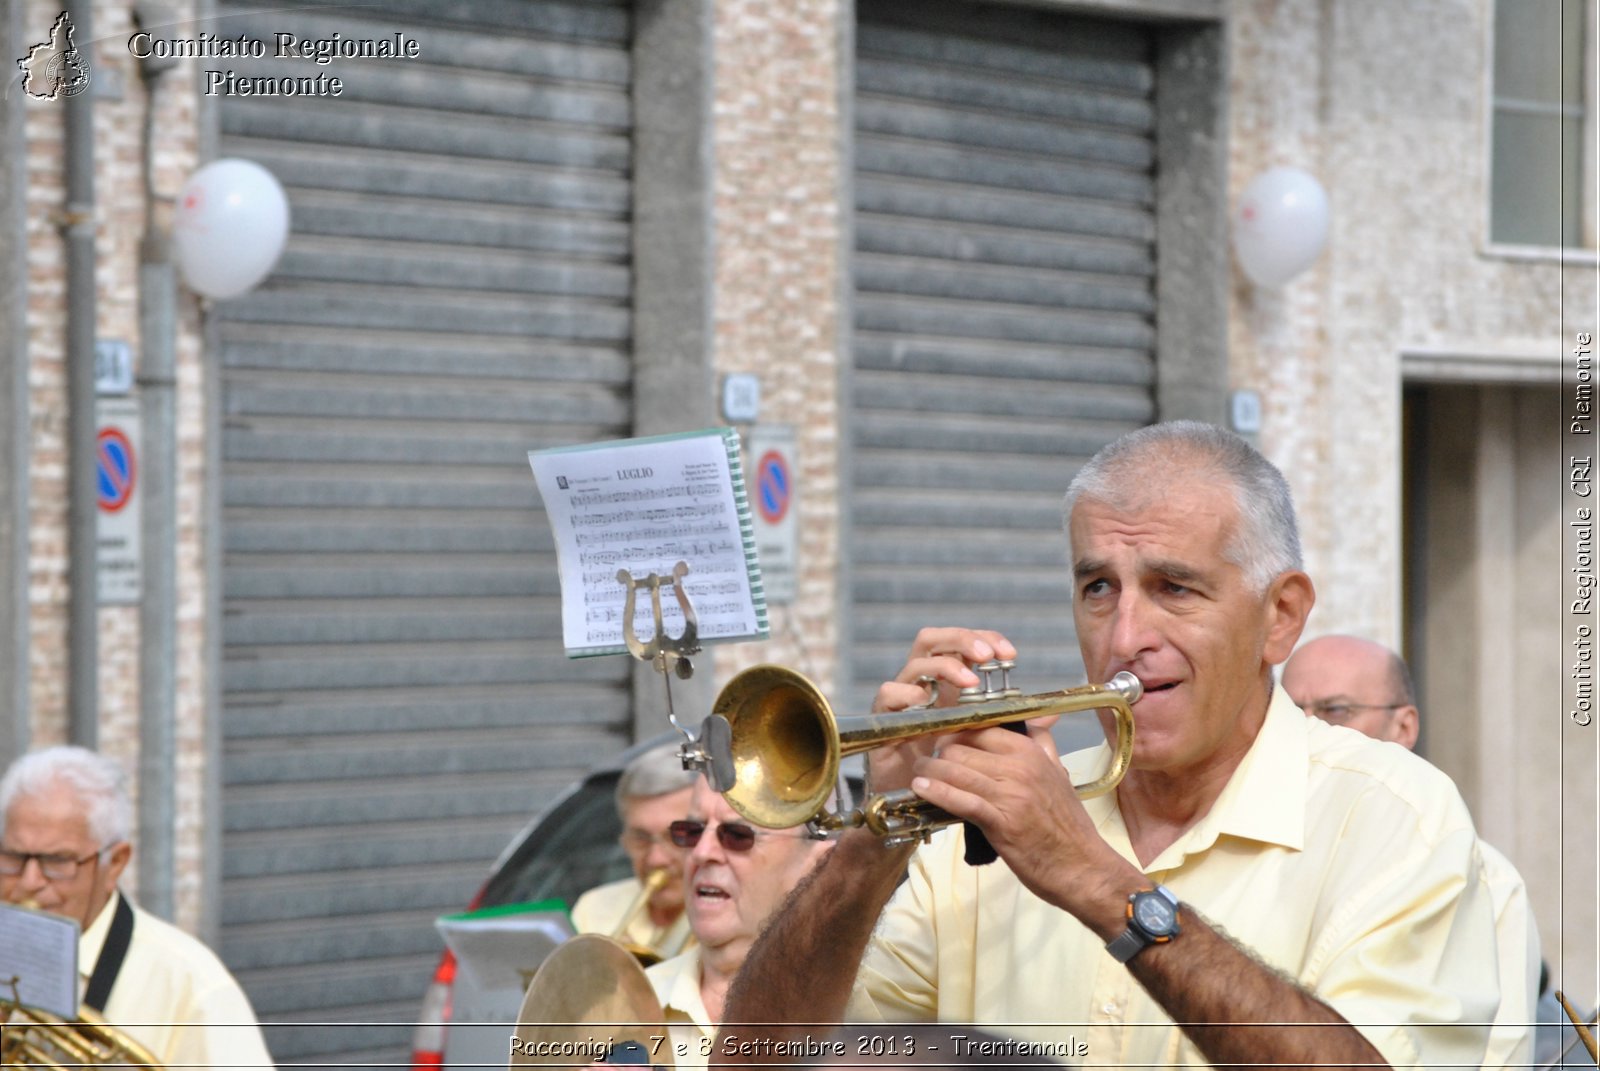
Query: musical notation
529,428,768,655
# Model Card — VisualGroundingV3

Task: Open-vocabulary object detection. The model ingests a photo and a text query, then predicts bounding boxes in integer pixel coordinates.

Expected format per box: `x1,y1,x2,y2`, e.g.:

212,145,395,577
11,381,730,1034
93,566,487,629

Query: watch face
1133,893,1177,935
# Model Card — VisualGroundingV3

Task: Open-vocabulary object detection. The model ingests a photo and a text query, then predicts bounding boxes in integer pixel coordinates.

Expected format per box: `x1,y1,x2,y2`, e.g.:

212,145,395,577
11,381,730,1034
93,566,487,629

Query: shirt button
1102,1002,1118,1016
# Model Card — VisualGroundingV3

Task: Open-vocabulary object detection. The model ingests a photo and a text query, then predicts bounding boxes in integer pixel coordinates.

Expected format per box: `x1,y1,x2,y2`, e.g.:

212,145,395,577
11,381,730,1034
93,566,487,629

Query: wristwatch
1105,884,1181,963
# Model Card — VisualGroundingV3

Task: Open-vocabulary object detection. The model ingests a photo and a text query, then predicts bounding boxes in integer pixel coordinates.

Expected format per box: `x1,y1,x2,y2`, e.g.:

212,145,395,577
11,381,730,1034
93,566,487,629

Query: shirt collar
1167,685,1308,856
653,944,712,1028
1074,686,1308,871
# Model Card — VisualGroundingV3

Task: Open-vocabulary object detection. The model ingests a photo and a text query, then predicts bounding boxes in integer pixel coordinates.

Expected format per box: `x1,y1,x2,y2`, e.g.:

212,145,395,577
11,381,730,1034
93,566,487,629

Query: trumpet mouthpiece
1110,671,1143,703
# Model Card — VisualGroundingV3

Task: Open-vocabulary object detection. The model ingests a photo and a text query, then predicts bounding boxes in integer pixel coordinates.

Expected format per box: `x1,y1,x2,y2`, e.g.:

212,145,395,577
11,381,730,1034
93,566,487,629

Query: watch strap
1105,925,1148,963
1105,884,1180,964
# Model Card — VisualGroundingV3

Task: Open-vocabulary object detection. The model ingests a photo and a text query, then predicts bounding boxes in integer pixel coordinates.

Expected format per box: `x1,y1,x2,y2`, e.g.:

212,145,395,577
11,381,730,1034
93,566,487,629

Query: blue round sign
97,427,136,512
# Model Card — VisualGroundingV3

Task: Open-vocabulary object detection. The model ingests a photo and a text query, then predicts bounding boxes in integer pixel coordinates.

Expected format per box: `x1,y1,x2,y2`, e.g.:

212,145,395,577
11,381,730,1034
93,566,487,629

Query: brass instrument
707,661,1141,843
1,902,165,1069
511,934,674,1068
608,868,681,968
1556,990,1600,1065
0,999,164,1070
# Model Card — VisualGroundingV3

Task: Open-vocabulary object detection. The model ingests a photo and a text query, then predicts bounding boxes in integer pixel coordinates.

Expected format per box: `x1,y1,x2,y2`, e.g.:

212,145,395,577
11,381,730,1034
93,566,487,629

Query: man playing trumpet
716,421,1508,1069
571,744,698,962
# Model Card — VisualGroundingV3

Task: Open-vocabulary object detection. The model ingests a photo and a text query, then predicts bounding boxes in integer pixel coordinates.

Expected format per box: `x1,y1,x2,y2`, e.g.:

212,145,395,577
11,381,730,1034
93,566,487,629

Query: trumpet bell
712,666,841,832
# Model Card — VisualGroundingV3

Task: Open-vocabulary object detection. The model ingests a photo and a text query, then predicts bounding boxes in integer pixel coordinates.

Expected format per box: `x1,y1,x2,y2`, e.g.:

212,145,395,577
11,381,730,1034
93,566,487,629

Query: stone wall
1228,0,1596,1001
709,0,847,692
18,0,206,929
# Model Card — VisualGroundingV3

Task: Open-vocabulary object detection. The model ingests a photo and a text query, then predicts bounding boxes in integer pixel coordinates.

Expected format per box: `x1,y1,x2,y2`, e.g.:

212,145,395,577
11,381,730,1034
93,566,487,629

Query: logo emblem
17,12,92,101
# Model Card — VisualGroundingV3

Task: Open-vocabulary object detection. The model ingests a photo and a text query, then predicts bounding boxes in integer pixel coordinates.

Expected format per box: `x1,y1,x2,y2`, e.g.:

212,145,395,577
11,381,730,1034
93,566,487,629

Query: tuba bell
706,660,1141,844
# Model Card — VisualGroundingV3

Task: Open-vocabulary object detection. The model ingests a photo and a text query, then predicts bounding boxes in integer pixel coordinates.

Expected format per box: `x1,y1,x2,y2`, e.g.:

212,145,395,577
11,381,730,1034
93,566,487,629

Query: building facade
3,0,1594,1064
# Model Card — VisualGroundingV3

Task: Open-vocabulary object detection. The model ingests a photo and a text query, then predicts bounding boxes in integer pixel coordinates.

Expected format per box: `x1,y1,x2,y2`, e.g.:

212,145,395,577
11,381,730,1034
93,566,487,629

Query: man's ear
1390,705,1421,750
1262,571,1315,666
102,841,132,887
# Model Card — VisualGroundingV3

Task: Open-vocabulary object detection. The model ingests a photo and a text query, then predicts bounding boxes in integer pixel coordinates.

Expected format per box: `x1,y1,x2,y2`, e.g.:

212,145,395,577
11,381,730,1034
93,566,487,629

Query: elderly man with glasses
645,775,835,1069
1280,634,1421,747
1281,634,1541,1070
0,745,273,1070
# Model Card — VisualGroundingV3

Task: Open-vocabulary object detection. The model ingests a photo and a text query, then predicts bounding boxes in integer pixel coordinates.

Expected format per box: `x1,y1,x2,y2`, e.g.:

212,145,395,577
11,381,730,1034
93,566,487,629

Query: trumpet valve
959,659,1021,703
861,789,936,845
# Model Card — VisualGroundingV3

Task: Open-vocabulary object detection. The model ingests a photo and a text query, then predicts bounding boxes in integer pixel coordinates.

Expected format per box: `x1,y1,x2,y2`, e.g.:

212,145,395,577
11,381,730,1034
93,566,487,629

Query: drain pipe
63,0,97,747
135,0,179,919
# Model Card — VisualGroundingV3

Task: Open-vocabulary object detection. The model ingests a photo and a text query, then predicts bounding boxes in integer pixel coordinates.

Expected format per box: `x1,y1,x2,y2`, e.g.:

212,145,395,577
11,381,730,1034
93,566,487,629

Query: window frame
1481,0,1598,261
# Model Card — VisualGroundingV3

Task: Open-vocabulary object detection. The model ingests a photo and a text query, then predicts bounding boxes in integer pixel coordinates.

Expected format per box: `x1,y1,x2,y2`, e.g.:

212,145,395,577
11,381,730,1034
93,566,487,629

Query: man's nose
644,835,680,872
689,823,724,864
1107,592,1160,662
15,855,49,891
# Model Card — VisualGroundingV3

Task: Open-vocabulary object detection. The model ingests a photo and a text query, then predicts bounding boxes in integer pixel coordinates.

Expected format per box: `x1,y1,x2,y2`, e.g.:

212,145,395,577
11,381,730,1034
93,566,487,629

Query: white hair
615,742,698,818
0,746,133,848
1063,421,1302,594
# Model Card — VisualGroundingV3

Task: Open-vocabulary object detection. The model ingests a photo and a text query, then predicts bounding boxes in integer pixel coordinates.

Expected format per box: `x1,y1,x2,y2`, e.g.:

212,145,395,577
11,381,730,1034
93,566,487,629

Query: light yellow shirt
1480,840,1540,1071
80,893,275,1070
646,945,715,1070
848,687,1504,1070
569,876,693,961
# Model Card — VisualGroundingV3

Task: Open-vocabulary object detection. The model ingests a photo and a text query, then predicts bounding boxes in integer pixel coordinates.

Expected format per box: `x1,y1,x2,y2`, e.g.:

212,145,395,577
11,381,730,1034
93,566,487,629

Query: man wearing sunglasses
645,775,834,1068
0,746,273,1070
714,422,1505,1070
571,743,698,961
1282,634,1541,1068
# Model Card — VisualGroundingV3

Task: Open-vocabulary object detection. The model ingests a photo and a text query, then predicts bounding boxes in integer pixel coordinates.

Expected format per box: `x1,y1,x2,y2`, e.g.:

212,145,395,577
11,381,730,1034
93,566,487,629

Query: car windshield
476,773,634,911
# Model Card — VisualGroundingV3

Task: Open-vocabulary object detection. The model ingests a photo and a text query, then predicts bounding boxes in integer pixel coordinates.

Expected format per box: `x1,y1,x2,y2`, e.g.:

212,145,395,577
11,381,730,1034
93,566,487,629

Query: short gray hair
0,746,133,848
615,743,696,816
1063,421,1302,593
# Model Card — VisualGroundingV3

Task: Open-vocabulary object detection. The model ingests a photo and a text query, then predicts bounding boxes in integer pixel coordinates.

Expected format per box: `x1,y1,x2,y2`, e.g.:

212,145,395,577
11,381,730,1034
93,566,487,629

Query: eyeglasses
668,819,809,852
1304,700,1403,724
619,829,679,852
0,848,103,881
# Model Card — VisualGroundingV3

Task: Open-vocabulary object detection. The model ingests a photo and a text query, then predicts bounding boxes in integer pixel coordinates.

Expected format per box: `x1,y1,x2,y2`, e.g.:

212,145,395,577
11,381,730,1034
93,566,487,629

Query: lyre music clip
617,562,701,680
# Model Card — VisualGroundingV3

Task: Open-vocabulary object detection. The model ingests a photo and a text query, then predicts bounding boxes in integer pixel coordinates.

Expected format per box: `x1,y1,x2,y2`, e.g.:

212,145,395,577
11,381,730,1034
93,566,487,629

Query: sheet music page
0,901,80,1018
435,910,573,991
529,428,768,656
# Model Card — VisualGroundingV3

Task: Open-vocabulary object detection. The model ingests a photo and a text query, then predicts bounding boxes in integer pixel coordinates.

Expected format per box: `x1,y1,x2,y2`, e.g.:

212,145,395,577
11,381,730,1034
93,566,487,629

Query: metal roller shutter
850,1,1158,706
212,2,634,1065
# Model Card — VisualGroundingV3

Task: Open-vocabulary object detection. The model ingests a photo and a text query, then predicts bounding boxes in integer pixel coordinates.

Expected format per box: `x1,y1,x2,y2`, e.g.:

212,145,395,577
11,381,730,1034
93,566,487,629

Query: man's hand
866,626,1138,921
866,627,1019,796
910,714,1136,929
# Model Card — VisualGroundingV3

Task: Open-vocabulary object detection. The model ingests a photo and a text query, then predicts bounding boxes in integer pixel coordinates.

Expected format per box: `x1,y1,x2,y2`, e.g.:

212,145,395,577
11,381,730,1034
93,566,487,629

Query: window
1489,0,1591,247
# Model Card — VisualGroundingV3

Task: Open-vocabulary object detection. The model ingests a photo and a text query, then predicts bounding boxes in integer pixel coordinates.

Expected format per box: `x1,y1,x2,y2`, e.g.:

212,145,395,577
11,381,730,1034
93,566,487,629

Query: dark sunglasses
668,819,761,852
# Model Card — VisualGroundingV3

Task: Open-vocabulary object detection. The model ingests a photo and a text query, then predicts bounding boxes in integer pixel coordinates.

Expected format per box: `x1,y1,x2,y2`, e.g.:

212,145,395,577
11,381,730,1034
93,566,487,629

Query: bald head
1281,635,1419,749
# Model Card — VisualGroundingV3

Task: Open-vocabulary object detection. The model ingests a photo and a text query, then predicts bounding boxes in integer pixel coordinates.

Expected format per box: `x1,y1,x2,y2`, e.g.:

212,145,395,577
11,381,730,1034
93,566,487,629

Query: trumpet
607,868,687,967
703,661,1141,845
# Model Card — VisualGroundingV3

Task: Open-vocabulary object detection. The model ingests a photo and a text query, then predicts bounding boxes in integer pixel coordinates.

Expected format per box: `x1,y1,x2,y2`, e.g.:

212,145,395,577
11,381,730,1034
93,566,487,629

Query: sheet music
435,908,573,992
529,428,768,656
0,901,80,1018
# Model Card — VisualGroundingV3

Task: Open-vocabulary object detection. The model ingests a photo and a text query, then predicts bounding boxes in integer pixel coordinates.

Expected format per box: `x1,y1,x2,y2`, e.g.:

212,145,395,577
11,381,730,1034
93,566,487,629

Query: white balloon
1232,167,1330,288
172,159,290,300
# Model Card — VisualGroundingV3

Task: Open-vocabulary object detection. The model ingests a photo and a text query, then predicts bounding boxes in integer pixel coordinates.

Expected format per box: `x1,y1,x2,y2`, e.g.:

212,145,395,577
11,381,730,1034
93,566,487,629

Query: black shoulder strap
83,892,135,1013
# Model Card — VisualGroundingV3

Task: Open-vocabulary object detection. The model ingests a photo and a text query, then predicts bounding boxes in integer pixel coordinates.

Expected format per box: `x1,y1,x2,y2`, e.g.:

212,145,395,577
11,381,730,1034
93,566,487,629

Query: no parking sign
745,425,796,604
96,398,142,604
